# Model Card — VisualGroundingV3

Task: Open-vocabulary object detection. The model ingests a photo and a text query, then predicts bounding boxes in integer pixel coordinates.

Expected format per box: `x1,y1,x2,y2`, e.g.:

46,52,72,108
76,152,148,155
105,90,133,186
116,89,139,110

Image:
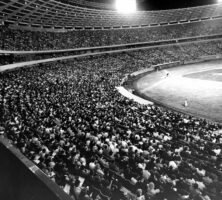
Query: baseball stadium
0,1,222,200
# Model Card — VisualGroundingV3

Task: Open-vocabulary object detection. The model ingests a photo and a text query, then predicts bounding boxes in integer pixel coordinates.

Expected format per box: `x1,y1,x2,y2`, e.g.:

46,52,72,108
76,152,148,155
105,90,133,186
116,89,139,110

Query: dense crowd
1,18,222,51
1,41,222,200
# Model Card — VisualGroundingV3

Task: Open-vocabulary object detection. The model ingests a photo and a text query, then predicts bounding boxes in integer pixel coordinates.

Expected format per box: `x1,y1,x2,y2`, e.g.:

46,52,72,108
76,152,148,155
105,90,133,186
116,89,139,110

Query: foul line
141,76,169,92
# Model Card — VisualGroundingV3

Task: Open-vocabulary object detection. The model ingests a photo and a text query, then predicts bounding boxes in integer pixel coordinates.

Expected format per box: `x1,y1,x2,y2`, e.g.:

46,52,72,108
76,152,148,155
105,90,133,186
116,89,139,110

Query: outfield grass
135,60,222,123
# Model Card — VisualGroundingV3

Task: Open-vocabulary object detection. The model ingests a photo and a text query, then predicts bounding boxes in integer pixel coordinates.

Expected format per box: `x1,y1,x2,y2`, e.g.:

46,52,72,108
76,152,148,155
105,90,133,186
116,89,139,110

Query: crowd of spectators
1,42,222,200
1,18,222,51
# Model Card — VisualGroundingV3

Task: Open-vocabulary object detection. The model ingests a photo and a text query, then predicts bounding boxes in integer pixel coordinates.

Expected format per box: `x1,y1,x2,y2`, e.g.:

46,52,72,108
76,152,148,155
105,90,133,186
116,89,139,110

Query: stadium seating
1,1,222,200
1,41,222,200
1,18,222,51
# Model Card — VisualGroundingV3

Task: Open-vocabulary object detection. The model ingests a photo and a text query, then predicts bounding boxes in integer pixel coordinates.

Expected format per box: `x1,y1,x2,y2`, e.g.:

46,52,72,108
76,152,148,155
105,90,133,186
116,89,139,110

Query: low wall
116,86,153,105
0,137,72,200
201,54,222,61
153,61,181,71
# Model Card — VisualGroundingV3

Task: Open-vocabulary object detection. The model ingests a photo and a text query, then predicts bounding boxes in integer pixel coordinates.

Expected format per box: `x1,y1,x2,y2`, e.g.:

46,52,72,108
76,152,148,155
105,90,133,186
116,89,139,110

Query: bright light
116,0,137,14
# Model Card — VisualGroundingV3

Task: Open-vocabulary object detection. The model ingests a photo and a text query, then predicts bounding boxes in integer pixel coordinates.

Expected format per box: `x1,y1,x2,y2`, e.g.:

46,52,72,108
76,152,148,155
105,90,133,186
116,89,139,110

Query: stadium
0,0,222,200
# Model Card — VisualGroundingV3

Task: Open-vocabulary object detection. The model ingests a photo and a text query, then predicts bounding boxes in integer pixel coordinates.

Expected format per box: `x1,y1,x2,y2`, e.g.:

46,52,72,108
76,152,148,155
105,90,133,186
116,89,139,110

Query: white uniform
184,100,188,107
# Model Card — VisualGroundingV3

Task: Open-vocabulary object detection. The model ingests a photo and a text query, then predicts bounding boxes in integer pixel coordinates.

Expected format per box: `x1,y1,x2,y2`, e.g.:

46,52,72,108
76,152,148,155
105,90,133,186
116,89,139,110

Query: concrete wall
0,138,72,200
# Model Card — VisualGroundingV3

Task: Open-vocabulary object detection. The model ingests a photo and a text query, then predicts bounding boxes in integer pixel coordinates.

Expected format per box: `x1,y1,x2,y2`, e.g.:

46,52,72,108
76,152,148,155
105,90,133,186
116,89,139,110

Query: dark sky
138,0,218,10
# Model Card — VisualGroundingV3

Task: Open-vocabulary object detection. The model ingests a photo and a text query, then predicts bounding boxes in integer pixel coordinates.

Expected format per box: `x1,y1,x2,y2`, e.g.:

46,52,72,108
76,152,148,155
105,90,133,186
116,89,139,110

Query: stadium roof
50,0,219,11
140,0,217,10
57,0,218,10
0,0,222,29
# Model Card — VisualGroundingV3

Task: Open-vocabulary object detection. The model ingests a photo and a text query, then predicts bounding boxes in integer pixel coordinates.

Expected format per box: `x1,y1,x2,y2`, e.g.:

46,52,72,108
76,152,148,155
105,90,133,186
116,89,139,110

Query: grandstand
1,1,222,200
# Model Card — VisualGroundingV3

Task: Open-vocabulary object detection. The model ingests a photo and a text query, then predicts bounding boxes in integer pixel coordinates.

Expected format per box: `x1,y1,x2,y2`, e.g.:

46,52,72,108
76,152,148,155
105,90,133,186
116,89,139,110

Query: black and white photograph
0,0,222,200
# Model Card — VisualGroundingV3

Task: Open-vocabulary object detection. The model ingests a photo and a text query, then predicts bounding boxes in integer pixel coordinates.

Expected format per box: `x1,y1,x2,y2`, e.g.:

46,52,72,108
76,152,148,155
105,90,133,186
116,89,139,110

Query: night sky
138,0,218,10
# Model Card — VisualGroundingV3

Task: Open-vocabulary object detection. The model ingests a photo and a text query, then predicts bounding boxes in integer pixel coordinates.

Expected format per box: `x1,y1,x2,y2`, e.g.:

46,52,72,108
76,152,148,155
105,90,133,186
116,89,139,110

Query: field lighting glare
116,0,137,14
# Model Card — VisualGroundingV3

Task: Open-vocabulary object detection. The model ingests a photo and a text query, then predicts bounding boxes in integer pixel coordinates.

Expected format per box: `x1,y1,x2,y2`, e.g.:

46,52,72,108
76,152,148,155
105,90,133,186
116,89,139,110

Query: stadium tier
1,18,222,51
0,1,222,29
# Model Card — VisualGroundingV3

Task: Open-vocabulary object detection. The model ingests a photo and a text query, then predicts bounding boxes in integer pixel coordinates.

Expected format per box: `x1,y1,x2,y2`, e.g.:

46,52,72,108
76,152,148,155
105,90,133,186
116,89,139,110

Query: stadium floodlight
115,0,137,14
